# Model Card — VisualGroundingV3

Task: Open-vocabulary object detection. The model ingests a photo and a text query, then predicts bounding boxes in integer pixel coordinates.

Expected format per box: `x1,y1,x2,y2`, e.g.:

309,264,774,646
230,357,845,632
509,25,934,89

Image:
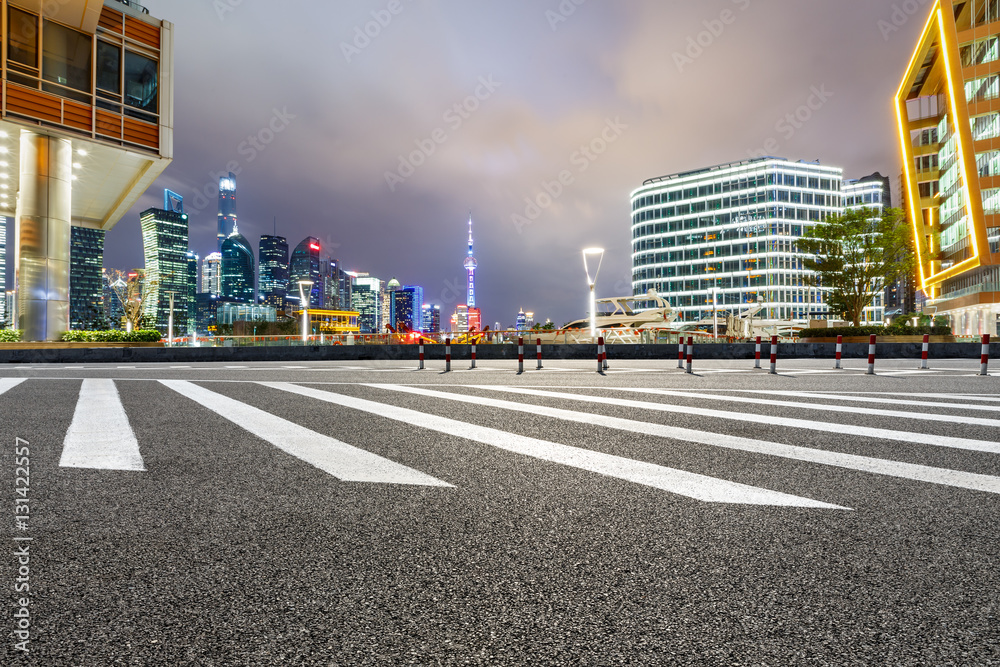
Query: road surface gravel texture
0,358,998,664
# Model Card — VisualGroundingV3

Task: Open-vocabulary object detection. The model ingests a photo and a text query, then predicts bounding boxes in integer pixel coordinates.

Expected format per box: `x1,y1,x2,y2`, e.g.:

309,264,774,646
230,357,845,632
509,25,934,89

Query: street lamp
582,247,605,340
297,280,313,343
166,290,176,347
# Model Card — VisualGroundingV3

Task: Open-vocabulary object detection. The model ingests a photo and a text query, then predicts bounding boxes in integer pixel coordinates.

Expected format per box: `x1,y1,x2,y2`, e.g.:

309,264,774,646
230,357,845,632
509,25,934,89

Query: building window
96,40,121,112
7,7,38,72
41,20,92,103
124,50,158,121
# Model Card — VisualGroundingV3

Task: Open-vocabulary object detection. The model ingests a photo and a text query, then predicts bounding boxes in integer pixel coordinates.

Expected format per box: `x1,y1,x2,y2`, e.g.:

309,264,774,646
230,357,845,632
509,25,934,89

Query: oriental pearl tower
464,214,482,331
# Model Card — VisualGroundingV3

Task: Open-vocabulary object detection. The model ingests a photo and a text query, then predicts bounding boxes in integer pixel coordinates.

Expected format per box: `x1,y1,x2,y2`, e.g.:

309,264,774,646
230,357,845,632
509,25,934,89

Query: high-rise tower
462,215,482,331
217,173,237,253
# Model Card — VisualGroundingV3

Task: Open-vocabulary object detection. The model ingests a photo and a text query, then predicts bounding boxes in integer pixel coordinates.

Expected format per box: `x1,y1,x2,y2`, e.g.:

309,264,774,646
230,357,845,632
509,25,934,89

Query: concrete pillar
15,131,73,341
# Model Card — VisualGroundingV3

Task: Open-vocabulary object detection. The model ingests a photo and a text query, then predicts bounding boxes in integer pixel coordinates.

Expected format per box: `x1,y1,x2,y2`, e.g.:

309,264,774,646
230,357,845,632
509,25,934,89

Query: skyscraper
69,226,106,330
186,251,199,334
258,235,289,310
221,225,255,303
201,252,222,295
392,286,423,332
382,277,400,332
350,274,382,333
217,173,237,253
421,303,441,333
288,237,322,308
140,199,191,333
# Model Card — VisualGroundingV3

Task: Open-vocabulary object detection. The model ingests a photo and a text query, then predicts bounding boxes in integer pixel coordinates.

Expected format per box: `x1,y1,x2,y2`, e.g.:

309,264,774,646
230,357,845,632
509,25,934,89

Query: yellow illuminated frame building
297,309,361,335
896,0,1000,333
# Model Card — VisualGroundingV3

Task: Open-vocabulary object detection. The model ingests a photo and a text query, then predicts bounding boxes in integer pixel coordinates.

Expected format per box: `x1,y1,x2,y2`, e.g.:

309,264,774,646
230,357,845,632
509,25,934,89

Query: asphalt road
2,357,1000,665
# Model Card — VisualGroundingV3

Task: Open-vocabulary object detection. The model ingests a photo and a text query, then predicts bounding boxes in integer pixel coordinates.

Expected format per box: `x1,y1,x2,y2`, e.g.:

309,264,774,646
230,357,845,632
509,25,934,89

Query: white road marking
160,380,448,487
733,390,1000,414
261,382,843,508
600,388,1000,429
225,365,248,369
60,379,145,471
0,378,26,395
170,365,191,369
117,366,136,369
371,384,1000,496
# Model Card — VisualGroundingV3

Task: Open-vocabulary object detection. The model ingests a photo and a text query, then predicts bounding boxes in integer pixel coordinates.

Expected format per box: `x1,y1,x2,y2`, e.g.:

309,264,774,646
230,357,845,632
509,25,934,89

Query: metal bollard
769,335,778,374
981,334,991,376
678,340,685,369
598,336,606,374
536,338,543,370
919,334,929,370
754,335,761,369
445,338,452,373
418,342,425,370
518,337,524,374
686,336,693,374
866,334,876,375
834,335,843,370
471,342,477,370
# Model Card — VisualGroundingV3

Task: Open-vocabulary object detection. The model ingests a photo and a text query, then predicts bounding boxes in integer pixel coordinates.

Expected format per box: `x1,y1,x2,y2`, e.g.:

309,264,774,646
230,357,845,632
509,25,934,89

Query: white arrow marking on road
262,382,845,508
60,379,145,471
160,380,449,487
375,385,1000,497
0,378,26,395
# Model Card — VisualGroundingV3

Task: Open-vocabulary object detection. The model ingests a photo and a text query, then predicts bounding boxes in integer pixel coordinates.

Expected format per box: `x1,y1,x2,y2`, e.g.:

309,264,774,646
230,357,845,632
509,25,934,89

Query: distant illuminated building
258,235,289,310
221,225,255,303
392,286,423,332
140,200,191,333
218,173,237,253
454,215,482,331
451,304,468,332
381,277,400,332
201,252,222,295
186,251,199,334
69,226,106,330
515,309,527,331
350,273,382,333
289,237,323,309
422,303,441,333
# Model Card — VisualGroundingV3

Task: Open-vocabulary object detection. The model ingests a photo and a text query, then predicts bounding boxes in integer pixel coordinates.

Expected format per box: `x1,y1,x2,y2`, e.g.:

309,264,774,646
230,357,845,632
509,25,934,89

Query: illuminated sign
309,243,320,251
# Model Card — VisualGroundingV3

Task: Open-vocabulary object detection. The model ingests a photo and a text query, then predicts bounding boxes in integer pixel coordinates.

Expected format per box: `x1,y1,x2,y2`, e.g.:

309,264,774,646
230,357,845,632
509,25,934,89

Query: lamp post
298,280,313,344
166,290,176,346
582,247,605,340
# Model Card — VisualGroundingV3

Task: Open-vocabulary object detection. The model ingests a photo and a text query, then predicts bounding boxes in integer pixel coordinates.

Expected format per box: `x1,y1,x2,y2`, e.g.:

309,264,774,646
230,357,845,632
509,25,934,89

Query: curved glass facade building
258,234,288,309
221,227,255,303
289,237,322,308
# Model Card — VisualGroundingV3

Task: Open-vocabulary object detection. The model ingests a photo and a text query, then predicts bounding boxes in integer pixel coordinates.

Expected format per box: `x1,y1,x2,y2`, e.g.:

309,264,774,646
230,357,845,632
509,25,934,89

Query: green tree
797,207,914,326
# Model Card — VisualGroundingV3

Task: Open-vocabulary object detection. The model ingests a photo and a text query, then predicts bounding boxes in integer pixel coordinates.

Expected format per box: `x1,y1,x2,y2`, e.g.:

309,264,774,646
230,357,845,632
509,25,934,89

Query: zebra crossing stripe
60,379,145,471
0,378,26,395
603,388,1000,429
374,384,1000,496
733,390,1000,413
159,380,449,487
500,386,1000,455
261,382,845,508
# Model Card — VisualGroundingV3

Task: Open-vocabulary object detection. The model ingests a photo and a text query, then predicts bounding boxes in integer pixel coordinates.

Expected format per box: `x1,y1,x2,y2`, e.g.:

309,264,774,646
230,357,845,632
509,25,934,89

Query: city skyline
75,1,933,327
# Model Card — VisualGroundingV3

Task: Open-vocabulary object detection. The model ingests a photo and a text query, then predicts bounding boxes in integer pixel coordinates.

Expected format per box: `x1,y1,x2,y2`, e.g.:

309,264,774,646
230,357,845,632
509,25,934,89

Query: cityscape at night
5,2,1000,664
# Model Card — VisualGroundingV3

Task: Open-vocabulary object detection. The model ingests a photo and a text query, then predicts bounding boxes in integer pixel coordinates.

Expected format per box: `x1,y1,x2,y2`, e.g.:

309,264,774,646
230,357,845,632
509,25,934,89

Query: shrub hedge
60,329,162,343
0,329,23,342
797,325,952,339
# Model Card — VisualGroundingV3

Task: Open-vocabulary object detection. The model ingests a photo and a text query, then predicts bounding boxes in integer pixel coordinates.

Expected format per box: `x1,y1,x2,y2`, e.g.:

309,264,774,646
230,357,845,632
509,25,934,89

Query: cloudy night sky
98,0,929,328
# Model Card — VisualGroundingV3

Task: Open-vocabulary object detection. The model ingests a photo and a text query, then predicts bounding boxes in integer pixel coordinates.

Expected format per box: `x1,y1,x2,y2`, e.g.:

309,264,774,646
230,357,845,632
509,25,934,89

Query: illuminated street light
582,247,605,340
298,280,314,343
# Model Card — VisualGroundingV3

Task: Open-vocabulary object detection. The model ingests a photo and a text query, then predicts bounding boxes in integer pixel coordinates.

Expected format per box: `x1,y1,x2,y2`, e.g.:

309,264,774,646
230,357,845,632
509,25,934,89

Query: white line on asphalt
160,380,448,487
368,384,1000,496
60,379,145,471
0,378,26,395
261,382,843,508
730,390,1000,413
116,366,136,369
597,388,1000,429
490,386,1000,454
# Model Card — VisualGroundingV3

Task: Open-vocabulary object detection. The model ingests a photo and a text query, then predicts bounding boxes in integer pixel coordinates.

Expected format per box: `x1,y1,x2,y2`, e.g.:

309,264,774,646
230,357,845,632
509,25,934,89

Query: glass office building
631,157,847,323
350,274,382,333
140,203,190,333
69,226,106,329
392,286,423,332
221,227,255,303
288,237,322,308
218,173,236,253
258,235,288,310
200,252,222,295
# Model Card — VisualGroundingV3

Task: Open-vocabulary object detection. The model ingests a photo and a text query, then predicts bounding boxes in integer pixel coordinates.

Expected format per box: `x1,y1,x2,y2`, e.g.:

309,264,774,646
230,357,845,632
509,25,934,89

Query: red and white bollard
470,342,477,370
981,334,991,376
536,337,543,370
866,334,876,375
418,342,425,370
597,336,607,374
518,337,524,374
834,335,843,370
919,333,929,370
754,335,761,369
445,338,452,373
769,335,778,375
678,339,685,369
686,336,693,374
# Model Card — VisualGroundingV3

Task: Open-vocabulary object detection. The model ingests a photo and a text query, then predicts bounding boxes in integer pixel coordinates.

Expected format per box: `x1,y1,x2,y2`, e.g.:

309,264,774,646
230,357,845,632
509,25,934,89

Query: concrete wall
0,342,996,364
